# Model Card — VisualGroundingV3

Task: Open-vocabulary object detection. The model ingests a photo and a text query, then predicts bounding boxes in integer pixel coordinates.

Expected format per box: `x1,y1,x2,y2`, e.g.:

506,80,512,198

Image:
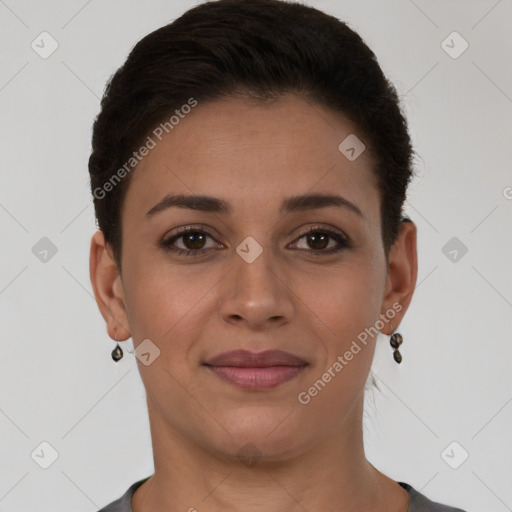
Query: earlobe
380,221,418,335
89,230,131,341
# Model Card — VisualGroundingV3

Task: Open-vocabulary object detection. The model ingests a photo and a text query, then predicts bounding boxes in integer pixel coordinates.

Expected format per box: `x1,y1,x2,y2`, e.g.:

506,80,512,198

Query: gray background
1,0,511,511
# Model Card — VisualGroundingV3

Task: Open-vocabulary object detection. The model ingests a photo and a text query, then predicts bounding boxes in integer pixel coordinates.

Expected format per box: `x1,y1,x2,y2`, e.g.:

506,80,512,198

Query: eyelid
163,224,220,242
293,224,349,241
289,225,351,252
161,224,222,251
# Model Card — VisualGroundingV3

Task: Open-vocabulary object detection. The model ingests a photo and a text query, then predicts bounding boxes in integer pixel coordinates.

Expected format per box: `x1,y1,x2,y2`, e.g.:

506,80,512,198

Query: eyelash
159,225,352,257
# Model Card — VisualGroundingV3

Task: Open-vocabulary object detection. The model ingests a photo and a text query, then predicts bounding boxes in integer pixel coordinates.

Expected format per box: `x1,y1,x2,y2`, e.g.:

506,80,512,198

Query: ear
380,220,418,335
89,230,131,341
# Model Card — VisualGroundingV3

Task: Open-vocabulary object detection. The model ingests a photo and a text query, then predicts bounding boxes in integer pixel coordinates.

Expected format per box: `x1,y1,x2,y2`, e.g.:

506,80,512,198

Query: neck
132,395,409,512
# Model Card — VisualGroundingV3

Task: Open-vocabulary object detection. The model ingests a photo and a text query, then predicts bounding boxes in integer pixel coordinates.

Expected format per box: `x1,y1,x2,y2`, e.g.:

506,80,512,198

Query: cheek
295,262,383,410
122,256,221,358
303,257,385,337
298,262,385,408
122,271,204,402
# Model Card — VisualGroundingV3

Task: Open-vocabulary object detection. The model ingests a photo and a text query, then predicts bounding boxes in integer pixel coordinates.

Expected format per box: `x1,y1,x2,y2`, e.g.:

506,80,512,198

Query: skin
90,94,417,512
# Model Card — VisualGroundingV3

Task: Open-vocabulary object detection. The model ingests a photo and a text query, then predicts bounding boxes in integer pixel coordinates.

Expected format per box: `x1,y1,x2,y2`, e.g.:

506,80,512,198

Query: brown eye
291,227,351,256
160,228,219,256
305,232,330,251
181,231,207,250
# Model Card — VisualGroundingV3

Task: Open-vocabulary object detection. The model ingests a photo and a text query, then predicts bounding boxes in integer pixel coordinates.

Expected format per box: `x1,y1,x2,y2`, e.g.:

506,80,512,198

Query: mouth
203,349,309,390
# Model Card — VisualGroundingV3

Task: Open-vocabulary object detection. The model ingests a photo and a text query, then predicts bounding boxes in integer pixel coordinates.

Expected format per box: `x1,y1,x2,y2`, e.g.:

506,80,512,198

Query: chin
214,435,304,466
207,409,308,463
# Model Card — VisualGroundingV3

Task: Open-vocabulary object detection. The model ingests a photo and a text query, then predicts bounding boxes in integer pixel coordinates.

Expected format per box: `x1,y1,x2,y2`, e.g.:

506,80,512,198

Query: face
91,94,416,462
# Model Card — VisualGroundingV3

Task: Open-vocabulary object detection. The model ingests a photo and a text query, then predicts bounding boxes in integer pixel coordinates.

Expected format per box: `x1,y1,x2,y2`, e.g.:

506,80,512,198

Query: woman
89,0,466,510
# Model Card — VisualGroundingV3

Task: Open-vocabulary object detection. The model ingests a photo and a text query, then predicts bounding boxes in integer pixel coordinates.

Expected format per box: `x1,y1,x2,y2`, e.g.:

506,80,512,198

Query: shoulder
399,482,467,512
97,477,150,512
98,477,467,512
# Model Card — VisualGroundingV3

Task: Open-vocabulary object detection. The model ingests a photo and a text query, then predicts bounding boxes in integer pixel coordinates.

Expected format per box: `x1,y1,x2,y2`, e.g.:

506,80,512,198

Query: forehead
123,94,379,224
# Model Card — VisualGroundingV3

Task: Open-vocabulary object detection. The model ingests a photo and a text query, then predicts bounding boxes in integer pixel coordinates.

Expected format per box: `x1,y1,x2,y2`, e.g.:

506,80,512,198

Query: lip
204,349,308,367
203,349,308,390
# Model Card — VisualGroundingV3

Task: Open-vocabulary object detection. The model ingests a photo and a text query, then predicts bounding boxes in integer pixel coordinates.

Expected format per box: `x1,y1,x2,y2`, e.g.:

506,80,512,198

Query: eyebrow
146,193,364,218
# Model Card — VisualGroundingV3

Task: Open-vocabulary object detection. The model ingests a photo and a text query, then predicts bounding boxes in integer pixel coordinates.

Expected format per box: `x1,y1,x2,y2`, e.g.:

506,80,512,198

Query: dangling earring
389,323,403,364
111,332,123,362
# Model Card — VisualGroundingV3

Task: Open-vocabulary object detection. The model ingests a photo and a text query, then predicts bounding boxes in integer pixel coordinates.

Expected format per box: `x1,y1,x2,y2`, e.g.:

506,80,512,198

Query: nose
218,245,295,330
